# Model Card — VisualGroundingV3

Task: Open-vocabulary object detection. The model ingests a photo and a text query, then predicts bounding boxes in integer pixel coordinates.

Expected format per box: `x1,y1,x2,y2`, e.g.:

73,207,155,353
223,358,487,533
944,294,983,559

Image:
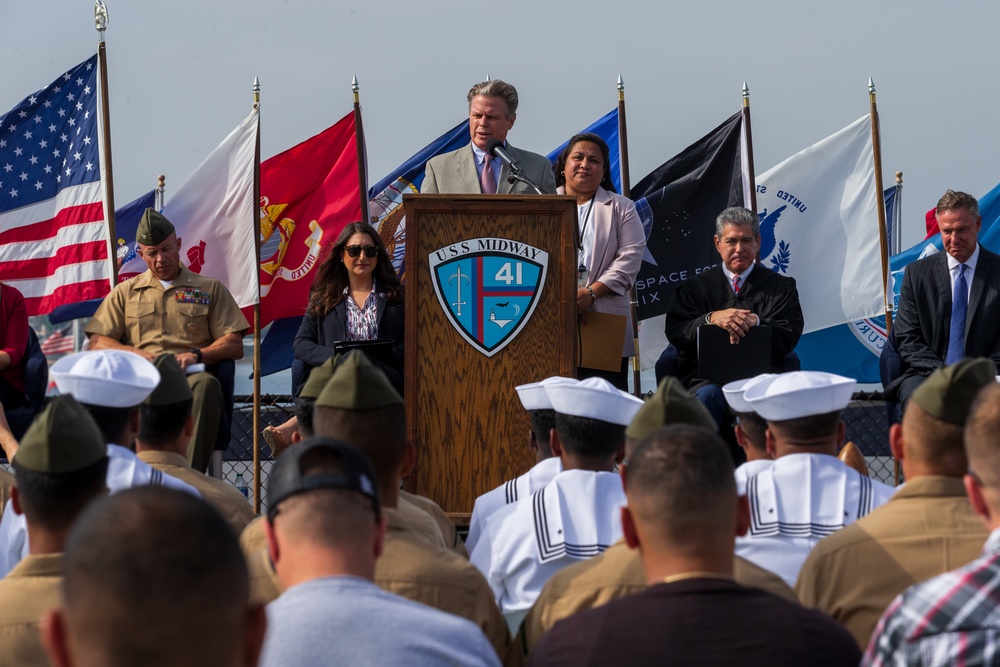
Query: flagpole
742,82,758,214
352,76,369,221
618,76,642,397
869,78,893,331
95,1,118,285
252,77,263,515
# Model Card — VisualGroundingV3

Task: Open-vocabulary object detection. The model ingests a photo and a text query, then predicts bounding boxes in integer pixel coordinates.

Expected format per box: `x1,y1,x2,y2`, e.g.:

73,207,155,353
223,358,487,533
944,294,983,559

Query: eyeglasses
345,244,378,259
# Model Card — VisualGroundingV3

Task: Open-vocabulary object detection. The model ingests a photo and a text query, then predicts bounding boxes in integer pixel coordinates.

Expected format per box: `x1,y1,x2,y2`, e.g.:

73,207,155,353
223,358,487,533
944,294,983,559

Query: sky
3,0,999,252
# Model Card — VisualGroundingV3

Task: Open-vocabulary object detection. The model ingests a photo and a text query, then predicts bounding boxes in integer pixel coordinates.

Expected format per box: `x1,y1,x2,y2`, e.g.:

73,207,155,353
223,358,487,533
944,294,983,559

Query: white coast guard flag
756,115,883,333
120,108,259,308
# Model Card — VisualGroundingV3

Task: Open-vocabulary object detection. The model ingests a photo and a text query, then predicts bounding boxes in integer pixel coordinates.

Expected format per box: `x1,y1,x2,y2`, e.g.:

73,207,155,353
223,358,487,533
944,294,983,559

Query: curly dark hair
305,222,402,319
553,133,616,193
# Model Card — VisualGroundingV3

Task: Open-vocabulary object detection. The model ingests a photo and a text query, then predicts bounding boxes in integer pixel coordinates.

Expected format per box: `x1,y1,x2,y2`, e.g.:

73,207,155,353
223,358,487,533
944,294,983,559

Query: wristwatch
189,348,203,363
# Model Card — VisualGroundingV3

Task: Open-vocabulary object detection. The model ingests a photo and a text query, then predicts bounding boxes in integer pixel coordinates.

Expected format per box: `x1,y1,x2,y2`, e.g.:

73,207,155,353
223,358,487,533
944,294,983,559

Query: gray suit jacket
421,143,557,195
886,245,1000,398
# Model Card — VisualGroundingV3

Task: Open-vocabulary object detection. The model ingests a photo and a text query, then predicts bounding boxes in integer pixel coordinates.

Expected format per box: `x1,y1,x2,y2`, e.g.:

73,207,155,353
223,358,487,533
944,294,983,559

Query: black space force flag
631,112,747,320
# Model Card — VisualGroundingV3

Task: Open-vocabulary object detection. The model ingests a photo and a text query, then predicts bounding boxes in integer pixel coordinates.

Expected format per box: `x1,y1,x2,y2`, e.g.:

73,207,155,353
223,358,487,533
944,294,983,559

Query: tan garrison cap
299,355,343,400
145,353,193,406
315,351,403,410
626,377,717,441
911,358,995,425
136,208,175,246
14,395,106,474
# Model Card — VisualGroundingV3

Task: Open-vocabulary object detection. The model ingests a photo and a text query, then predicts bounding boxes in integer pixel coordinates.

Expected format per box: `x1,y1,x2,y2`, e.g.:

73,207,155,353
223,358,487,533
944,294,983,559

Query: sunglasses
345,244,378,259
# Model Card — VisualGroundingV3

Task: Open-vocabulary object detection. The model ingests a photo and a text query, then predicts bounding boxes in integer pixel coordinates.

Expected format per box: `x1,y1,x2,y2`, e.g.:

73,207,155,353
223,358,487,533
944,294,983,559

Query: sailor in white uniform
470,377,643,631
734,371,895,587
466,377,576,553
722,375,776,495
0,350,199,577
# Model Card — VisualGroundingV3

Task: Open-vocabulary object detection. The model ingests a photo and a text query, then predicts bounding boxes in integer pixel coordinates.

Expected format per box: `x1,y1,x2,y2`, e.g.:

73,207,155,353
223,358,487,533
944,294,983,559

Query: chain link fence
226,391,902,515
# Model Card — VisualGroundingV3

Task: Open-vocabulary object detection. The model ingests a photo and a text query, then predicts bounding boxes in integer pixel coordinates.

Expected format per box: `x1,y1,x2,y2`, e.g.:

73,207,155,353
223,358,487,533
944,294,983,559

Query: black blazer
665,264,804,387
293,290,404,392
886,246,1000,398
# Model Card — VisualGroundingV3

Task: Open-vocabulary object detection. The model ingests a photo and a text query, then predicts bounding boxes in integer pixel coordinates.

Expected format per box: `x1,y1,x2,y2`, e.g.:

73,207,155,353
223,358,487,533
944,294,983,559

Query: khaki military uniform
520,539,797,654
86,266,249,470
376,507,509,662
0,552,63,666
238,517,282,606
795,475,988,648
137,450,253,535
399,490,468,557
0,468,13,521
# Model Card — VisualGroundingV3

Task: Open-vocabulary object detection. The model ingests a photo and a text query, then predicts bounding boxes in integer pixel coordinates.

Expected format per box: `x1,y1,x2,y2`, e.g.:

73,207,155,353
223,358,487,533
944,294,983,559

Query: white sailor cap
515,376,578,411
51,350,161,408
743,371,855,422
722,374,777,414
544,377,644,426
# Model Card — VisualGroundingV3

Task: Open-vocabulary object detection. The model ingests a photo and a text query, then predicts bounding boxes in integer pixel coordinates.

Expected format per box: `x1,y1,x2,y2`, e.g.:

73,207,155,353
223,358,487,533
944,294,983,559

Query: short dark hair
768,411,841,444
736,412,767,452
138,399,193,447
81,404,134,445
11,457,108,532
312,404,406,494
554,133,616,193
293,396,316,438
626,425,736,548
528,409,555,457
901,401,966,477
62,487,250,667
554,413,624,462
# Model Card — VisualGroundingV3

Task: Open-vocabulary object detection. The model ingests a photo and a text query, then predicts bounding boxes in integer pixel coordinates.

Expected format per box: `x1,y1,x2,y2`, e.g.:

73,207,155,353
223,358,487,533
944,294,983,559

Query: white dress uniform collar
733,459,773,497
735,453,895,586
470,468,625,628
466,457,563,554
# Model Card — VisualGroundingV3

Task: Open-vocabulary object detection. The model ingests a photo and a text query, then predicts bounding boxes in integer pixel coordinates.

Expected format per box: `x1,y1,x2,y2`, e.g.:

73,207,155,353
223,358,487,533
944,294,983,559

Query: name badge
176,288,211,305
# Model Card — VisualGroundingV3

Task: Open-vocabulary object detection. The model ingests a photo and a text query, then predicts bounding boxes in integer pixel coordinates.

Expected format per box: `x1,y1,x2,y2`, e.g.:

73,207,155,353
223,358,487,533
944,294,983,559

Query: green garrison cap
625,377,717,441
299,355,343,400
315,350,403,410
144,354,193,406
14,395,106,474
136,208,175,246
911,358,996,425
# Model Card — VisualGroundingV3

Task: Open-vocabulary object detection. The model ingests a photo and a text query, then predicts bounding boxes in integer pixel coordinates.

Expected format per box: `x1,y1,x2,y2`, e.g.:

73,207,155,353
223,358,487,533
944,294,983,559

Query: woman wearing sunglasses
263,222,404,454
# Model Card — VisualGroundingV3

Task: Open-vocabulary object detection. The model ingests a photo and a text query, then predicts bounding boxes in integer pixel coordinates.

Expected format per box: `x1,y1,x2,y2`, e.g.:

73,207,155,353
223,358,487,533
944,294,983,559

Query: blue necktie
946,264,968,364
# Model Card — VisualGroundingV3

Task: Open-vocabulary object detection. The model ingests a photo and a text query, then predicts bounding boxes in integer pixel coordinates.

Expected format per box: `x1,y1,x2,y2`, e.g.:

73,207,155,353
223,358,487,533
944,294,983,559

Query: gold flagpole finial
743,81,750,108
352,75,360,104
868,77,876,101
253,76,260,109
95,0,109,40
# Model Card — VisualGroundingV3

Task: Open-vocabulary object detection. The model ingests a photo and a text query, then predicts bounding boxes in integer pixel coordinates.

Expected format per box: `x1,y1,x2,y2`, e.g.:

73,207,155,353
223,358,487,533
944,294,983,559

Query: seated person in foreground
663,206,803,431
527,425,861,667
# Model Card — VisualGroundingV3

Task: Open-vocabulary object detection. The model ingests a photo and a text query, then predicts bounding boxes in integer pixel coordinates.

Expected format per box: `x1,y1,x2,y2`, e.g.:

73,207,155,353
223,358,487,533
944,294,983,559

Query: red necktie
733,275,741,295
481,154,497,194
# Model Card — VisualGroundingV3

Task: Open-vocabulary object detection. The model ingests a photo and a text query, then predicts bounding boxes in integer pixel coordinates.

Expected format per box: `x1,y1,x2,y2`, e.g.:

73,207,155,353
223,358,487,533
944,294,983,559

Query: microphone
485,139,520,174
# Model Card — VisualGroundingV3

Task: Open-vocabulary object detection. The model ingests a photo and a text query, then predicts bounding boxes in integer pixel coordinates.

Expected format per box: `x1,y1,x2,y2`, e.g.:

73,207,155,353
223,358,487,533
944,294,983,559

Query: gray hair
936,190,979,218
715,206,760,237
467,79,518,119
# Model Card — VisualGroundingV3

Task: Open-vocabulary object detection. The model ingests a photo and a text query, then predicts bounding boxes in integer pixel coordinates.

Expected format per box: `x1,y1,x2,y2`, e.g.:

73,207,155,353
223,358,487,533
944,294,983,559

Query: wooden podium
403,194,577,522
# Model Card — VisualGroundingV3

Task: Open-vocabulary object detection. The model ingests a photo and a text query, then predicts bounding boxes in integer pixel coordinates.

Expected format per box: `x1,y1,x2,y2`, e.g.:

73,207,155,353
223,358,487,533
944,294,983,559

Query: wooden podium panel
403,194,577,520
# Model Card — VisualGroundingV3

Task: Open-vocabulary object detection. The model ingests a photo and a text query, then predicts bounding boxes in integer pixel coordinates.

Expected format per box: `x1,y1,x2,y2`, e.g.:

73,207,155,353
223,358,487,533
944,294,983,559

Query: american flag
0,55,110,316
39,326,75,356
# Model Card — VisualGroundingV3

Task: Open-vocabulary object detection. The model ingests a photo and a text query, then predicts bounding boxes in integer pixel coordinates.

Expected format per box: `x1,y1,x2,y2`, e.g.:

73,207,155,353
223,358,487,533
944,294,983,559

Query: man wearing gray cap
471,377,643,630
85,208,250,472
735,371,896,586
518,378,795,654
799,359,992,649
466,377,573,554
136,354,254,535
0,350,198,578
0,396,108,666
259,436,500,667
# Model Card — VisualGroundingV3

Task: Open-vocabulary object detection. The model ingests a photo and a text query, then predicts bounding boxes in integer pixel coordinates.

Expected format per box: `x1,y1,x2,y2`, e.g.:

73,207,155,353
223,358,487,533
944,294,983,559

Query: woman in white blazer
554,133,645,390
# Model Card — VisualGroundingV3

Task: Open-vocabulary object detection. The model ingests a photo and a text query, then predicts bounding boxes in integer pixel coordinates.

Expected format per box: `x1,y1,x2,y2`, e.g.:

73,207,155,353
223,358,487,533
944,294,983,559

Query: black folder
697,325,772,385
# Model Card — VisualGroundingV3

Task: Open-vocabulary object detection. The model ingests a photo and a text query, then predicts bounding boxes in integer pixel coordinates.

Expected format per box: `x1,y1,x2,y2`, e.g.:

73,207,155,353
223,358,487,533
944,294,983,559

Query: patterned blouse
345,285,379,341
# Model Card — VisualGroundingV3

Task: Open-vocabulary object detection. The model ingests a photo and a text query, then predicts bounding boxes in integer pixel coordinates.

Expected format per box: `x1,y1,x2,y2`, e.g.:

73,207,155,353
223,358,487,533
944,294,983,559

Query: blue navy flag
48,188,156,324
546,108,621,194
884,184,899,257
0,55,110,315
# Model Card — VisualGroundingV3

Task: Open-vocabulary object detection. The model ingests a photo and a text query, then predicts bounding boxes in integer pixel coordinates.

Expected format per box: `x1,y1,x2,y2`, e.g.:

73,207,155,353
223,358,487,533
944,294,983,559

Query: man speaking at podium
422,79,556,195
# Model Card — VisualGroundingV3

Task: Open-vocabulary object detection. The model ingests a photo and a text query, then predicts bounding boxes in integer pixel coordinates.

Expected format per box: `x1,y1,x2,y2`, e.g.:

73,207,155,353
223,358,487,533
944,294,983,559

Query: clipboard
579,312,627,372
697,325,771,385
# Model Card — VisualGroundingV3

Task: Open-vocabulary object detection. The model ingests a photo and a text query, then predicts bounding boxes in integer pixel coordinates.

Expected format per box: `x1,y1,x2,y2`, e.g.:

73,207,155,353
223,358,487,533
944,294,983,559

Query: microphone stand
506,171,544,195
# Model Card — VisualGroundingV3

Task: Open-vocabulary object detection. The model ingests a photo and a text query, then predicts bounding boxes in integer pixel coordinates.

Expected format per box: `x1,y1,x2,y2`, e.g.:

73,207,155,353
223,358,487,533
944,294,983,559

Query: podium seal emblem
429,237,548,357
